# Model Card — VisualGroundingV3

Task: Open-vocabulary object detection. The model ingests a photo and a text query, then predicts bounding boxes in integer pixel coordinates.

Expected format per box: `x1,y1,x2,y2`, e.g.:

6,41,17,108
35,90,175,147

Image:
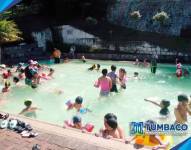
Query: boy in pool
2,81,11,93
64,115,82,129
107,65,118,93
174,94,191,124
118,68,127,89
133,72,139,80
96,113,125,140
94,69,112,96
19,100,40,118
144,99,170,117
67,96,83,111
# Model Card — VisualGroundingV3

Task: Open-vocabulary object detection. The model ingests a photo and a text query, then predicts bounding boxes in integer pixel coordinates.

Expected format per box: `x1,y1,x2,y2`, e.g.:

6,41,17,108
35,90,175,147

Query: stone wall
107,0,191,36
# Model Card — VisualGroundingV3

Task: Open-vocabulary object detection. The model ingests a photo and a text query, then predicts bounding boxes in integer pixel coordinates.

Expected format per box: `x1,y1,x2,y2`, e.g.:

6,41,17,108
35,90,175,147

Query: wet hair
72,116,81,124
24,100,32,107
134,72,139,76
106,118,118,130
102,69,108,76
104,113,117,121
178,94,189,102
161,100,170,108
50,68,54,72
75,96,83,104
31,83,38,89
111,65,116,71
13,77,19,83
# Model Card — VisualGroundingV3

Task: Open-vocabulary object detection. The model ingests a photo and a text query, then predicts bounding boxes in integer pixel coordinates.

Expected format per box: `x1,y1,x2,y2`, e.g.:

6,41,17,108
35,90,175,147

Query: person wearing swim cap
67,96,83,111
94,69,112,96
2,81,11,93
96,113,125,140
174,94,191,124
144,99,170,117
19,100,41,118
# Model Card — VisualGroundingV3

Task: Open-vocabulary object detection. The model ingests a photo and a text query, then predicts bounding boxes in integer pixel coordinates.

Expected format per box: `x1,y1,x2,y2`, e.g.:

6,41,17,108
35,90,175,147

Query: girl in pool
118,68,127,89
19,100,40,118
144,99,170,117
2,81,11,93
96,113,125,140
94,69,112,96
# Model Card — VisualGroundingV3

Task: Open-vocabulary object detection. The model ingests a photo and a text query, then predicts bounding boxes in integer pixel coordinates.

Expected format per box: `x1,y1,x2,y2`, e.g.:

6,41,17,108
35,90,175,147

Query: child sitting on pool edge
144,99,170,117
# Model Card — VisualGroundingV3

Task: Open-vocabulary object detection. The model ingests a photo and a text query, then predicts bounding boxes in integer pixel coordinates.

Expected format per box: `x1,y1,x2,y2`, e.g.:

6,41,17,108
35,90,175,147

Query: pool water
0,60,191,148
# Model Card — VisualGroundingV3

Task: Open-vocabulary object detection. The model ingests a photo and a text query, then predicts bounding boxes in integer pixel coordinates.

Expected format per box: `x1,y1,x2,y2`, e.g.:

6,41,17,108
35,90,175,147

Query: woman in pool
174,94,191,124
96,113,125,140
19,100,40,118
118,68,127,89
144,99,170,117
94,69,112,96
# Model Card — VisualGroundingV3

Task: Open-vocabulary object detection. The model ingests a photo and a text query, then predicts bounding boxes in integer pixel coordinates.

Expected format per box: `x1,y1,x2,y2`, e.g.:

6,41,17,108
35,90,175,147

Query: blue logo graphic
130,122,144,135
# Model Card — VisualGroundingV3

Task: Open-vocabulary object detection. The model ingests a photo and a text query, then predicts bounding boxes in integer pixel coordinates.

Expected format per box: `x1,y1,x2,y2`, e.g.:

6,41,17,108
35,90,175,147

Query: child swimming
19,100,40,118
67,96,83,111
107,65,118,93
174,94,191,124
94,69,112,96
96,113,125,140
118,68,127,89
144,99,170,117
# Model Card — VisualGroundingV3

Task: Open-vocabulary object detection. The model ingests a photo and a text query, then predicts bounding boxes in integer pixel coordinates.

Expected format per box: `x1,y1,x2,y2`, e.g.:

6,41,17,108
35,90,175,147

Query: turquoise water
0,60,191,148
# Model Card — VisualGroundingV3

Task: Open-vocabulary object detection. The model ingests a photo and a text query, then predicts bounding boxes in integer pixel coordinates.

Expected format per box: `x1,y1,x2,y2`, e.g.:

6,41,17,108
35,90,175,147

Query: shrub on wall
153,11,169,25
130,11,141,20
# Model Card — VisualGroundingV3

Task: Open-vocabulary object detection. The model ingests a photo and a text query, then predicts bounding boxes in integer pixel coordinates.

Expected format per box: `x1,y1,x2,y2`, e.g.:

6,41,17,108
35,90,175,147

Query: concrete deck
0,113,149,150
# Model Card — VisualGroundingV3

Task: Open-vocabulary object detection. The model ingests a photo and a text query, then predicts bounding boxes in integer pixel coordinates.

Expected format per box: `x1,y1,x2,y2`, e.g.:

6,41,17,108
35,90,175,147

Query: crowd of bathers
0,57,191,150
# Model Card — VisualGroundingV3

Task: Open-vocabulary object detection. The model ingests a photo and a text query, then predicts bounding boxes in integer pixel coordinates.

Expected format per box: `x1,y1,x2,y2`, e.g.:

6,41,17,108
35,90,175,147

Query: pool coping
0,111,149,150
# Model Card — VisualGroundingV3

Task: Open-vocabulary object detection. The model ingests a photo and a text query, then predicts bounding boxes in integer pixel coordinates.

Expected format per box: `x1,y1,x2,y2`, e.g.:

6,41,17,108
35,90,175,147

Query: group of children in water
1,57,191,150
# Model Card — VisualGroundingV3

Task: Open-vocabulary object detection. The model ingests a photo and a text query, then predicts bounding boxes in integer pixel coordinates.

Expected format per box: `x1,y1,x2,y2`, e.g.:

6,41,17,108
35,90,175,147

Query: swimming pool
0,60,190,148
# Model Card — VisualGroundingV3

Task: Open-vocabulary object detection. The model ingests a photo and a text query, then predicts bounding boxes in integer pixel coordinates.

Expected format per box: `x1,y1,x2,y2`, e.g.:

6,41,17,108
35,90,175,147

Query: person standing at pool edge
108,65,118,93
52,48,61,64
95,69,112,96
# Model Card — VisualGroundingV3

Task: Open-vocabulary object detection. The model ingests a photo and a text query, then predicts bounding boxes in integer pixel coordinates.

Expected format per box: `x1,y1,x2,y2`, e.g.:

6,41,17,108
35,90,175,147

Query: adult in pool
174,94,191,124
144,99,170,117
118,68,127,89
151,58,157,74
94,69,112,96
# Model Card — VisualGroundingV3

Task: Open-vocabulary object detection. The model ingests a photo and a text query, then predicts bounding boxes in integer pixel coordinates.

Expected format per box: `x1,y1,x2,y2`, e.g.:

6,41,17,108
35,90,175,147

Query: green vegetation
130,11,141,20
153,11,169,25
0,20,22,44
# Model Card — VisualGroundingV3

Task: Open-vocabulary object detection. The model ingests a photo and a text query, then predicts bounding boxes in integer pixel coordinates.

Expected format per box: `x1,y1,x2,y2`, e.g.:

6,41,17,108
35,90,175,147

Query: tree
0,20,22,43
0,20,22,63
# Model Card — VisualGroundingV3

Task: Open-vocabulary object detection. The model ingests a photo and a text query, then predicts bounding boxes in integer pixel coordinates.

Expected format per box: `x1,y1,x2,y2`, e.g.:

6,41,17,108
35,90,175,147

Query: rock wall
107,0,191,36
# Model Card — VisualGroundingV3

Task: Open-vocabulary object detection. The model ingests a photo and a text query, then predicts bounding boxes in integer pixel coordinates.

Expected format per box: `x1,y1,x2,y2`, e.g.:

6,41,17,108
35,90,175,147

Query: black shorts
110,84,118,93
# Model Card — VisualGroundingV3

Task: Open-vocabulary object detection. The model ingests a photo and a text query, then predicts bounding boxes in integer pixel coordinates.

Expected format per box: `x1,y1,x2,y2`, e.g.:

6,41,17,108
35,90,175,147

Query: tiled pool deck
0,113,149,150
